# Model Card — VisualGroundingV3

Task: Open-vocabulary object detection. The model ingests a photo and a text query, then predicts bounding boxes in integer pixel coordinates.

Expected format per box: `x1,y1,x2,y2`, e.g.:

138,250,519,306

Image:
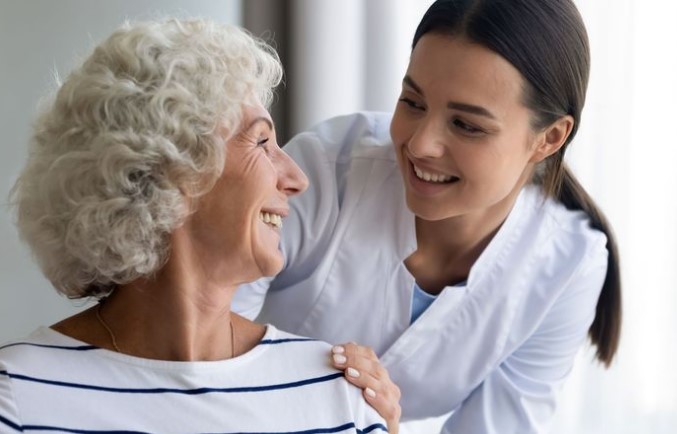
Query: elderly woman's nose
277,151,309,196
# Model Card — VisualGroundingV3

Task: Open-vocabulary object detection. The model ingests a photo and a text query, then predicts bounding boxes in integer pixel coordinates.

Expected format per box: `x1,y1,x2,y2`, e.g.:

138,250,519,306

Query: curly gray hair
11,19,283,298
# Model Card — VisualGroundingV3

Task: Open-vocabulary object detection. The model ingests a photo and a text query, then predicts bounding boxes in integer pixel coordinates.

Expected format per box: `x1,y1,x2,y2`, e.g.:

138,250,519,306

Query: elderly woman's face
186,103,308,283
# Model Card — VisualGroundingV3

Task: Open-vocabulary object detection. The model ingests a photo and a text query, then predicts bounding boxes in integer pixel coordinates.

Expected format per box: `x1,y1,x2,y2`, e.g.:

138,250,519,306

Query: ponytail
546,164,622,367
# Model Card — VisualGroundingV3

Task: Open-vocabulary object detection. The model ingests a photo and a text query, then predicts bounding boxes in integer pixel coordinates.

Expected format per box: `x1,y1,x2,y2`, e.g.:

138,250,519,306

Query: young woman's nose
406,119,446,159
276,150,309,196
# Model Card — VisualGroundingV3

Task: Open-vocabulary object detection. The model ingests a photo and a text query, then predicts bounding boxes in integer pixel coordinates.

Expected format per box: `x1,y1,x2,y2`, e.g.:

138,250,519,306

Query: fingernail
333,354,347,364
332,345,345,354
365,387,376,398
347,367,360,378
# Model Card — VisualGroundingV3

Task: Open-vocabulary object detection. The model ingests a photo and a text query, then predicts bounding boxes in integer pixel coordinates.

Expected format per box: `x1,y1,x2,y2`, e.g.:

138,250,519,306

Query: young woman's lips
406,160,460,196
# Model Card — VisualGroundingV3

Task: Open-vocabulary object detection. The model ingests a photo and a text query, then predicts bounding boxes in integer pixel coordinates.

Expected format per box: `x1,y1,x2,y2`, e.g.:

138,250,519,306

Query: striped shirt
0,325,387,434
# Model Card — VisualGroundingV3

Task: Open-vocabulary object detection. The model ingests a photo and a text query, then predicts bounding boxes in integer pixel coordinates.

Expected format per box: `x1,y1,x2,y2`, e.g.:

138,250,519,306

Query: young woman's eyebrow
447,102,496,120
403,75,496,120
403,75,424,95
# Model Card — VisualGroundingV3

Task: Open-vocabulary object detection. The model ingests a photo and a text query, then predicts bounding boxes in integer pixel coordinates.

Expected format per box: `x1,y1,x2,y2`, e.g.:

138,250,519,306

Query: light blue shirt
410,283,437,324
410,282,466,324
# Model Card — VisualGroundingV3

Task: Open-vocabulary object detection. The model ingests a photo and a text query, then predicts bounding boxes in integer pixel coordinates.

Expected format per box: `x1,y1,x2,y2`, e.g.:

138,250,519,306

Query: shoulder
477,184,608,294
258,326,333,364
523,185,608,271
0,327,97,373
505,187,610,339
257,327,359,402
1,327,72,360
483,187,610,367
262,327,387,432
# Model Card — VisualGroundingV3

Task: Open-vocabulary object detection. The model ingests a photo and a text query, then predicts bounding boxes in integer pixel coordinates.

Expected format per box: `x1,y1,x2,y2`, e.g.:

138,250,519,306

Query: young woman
234,0,621,432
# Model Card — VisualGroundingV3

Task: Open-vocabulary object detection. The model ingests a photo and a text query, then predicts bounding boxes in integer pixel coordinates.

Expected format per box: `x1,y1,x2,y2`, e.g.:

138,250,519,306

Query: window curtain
243,1,677,432
244,0,432,143
552,1,677,433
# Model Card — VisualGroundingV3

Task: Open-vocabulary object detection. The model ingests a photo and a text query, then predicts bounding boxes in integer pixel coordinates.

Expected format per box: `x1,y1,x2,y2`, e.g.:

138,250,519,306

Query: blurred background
1,1,675,433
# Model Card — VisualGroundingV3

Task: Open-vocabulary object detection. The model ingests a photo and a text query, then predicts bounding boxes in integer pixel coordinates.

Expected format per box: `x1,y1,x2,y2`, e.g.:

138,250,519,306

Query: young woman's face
390,34,542,222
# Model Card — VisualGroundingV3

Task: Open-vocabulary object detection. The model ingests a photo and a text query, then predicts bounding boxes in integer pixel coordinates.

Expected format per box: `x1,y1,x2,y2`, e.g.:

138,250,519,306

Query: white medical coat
234,112,608,434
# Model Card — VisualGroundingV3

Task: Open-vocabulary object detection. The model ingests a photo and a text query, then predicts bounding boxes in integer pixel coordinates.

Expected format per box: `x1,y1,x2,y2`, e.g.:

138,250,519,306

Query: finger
333,352,388,382
344,365,383,398
362,383,402,429
331,343,380,371
339,360,401,416
330,346,394,400
333,342,378,361
329,343,401,425
342,362,401,402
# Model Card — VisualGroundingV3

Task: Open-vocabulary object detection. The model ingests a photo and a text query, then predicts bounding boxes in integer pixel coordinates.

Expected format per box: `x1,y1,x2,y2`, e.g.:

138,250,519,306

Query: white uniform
233,112,608,434
0,325,386,433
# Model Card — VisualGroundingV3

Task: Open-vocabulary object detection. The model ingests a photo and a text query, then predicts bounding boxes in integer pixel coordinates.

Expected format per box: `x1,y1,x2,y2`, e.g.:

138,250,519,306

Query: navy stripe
358,423,388,433
0,339,314,351
3,371,344,395
0,342,98,352
18,422,387,433
24,427,146,433
259,338,317,345
204,422,359,434
0,413,23,432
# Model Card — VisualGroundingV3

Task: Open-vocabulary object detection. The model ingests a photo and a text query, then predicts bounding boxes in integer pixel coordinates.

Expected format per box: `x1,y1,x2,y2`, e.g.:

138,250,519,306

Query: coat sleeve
440,248,608,434
0,361,23,432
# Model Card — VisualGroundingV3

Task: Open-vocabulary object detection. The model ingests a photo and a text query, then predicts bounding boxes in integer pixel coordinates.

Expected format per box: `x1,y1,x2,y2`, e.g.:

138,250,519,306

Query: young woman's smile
406,158,461,197
390,34,540,222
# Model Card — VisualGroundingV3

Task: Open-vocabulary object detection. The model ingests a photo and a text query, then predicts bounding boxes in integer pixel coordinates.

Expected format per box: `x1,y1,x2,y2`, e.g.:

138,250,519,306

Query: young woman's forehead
408,34,526,114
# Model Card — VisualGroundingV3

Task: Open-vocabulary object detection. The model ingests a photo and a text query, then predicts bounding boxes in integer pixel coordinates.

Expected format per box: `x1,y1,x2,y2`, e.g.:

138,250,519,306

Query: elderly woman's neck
52,223,268,360
92,233,250,360
100,273,238,361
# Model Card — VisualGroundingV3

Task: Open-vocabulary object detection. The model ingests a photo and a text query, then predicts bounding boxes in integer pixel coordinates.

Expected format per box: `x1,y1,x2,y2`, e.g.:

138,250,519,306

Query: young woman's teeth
414,165,455,183
260,212,283,228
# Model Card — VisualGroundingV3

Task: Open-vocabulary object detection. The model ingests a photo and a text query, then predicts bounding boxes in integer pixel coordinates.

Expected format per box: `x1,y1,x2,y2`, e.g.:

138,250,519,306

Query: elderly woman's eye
257,138,270,149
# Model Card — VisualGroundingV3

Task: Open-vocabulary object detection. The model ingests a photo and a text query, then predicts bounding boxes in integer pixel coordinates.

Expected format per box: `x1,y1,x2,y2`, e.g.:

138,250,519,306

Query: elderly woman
0,19,388,433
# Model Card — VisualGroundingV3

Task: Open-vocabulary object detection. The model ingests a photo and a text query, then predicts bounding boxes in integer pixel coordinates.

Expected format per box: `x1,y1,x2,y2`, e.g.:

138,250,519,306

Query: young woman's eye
453,119,484,135
398,97,425,111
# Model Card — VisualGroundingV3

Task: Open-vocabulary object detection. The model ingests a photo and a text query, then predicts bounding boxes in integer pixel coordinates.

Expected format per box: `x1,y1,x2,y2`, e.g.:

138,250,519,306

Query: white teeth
414,165,455,183
259,212,283,228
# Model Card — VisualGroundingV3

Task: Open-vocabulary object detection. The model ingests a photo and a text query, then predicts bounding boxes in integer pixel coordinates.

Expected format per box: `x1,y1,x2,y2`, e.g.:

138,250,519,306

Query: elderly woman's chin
239,250,283,283
259,255,284,278
249,219,285,278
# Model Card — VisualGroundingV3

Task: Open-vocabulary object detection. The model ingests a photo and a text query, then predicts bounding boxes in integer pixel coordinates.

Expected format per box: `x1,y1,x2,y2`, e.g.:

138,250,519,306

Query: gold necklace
95,302,121,352
95,301,236,358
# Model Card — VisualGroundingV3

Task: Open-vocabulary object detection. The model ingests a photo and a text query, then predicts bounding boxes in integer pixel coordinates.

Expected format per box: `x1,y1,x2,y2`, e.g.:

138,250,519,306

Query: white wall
0,0,241,343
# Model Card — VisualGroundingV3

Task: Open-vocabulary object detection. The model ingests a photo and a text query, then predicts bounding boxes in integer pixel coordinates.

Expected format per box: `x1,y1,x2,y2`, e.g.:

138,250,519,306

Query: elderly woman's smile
259,210,283,229
184,102,307,281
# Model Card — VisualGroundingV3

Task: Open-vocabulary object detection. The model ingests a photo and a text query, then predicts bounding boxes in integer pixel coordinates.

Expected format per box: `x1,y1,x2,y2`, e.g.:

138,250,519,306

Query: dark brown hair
414,0,621,366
